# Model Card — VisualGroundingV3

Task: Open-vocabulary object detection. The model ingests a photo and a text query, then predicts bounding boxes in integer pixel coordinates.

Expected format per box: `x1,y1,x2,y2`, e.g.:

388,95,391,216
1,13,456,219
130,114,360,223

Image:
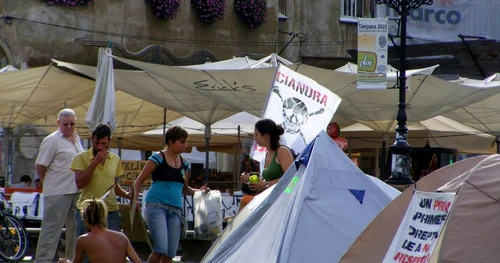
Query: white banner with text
383,190,456,263
251,64,341,162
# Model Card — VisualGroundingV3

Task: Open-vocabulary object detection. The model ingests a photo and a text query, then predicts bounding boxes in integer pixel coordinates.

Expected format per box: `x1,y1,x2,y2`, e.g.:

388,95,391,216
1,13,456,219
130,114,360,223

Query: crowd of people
6,108,294,263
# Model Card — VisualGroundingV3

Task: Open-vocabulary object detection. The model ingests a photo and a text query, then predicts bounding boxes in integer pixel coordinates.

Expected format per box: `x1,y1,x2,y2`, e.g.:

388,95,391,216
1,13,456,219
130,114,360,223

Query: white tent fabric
340,154,500,263
85,47,116,131
202,131,400,263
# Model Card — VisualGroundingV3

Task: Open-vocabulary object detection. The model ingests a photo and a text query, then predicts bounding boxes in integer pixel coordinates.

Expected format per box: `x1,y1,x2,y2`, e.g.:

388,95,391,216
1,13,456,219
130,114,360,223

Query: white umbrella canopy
443,74,500,137
85,47,116,132
292,63,500,132
0,62,182,137
106,57,500,133
110,54,293,119
341,115,496,153
142,111,258,140
0,64,96,128
33,90,183,138
52,59,240,126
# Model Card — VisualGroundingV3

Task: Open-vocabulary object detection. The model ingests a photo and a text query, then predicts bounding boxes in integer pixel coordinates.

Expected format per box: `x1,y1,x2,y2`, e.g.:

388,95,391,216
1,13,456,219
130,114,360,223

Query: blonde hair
81,199,108,228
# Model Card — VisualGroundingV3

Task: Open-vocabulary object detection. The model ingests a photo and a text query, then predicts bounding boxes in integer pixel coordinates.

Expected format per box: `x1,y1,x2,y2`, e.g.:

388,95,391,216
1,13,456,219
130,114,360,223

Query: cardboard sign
121,161,149,185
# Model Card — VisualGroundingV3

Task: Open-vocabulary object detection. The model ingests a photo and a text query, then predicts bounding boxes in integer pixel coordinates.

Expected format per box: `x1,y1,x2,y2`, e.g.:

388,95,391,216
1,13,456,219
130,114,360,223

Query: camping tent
202,131,400,263
340,154,500,263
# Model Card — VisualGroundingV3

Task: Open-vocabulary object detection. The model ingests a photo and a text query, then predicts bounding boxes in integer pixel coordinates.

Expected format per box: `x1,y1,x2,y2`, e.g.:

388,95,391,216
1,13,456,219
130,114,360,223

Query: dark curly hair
92,123,111,140
255,119,284,151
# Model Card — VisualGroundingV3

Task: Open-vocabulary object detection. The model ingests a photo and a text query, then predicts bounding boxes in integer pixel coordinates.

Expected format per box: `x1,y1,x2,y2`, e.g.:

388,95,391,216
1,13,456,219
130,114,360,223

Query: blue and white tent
202,131,400,263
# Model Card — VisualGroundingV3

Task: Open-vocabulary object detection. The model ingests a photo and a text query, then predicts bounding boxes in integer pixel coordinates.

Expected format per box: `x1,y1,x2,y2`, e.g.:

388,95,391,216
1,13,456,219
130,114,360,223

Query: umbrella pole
204,125,212,183
496,136,500,154
162,108,167,144
236,125,241,189
117,137,123,158
381,134,388,180
2,128,10,186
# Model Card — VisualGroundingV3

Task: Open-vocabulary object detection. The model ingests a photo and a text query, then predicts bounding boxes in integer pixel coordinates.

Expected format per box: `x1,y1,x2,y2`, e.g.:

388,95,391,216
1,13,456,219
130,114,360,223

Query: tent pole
162,108,167,144
204,125,212,183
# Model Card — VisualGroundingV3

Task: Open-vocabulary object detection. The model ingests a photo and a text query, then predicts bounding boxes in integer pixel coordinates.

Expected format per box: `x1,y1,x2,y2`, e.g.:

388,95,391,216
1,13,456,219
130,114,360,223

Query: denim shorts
144,202,182,258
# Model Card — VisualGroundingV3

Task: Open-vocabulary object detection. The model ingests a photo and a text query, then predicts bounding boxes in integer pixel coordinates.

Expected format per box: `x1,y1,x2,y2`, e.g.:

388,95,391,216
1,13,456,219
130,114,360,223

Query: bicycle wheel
0,213,29,262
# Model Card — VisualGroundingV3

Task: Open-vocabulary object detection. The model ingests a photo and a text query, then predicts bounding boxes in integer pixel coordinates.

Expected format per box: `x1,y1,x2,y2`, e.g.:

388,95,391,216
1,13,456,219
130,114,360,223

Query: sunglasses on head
63,122,76,127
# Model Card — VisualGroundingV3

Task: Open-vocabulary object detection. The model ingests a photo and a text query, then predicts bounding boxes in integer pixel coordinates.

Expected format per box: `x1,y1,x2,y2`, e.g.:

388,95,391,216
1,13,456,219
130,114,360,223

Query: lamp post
375,0,433,185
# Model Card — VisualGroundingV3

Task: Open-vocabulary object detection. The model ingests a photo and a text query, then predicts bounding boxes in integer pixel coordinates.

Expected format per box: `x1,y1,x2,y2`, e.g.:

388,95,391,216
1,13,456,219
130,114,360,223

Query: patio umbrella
442,73,500,152
85,47,116,132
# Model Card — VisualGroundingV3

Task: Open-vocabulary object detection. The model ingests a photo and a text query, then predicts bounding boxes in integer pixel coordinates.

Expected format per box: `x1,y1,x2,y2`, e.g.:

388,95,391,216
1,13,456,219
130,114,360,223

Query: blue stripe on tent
349,189,365,204
295,135,317,169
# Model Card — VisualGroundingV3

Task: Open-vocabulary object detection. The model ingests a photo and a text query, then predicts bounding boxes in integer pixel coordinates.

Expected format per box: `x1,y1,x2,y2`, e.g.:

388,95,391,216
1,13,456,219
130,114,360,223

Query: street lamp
375,0,433,185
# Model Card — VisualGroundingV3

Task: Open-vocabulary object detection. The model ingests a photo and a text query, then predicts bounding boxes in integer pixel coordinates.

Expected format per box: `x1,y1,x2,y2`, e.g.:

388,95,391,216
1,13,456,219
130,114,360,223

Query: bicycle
0,199,29,262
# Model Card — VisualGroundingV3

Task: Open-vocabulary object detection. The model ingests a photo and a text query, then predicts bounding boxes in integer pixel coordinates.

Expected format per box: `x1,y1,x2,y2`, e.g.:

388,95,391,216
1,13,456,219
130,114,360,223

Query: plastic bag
194,190,222,238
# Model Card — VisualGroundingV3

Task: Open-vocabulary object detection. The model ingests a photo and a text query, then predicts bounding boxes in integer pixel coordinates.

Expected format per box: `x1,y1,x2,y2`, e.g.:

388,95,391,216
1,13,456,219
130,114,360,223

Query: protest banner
357,18,389,89
251,64,341,162
383,190,456,263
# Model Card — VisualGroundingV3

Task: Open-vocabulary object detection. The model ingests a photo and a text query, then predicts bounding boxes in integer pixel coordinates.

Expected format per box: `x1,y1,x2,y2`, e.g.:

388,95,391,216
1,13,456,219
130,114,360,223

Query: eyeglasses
62,123,76,127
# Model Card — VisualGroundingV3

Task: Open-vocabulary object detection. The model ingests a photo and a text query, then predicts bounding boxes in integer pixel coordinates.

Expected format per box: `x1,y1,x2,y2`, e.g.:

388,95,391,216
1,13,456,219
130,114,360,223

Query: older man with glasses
34,108,84,263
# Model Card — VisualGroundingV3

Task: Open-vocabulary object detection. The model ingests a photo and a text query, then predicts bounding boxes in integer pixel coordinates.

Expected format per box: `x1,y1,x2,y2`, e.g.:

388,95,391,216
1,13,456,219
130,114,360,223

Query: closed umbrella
85,47,116,132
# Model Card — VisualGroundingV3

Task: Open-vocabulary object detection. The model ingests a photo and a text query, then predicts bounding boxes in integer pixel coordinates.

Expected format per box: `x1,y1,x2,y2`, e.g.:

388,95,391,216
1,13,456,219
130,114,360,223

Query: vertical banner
251,64,342,162
383,190,456,263
357,18,389,89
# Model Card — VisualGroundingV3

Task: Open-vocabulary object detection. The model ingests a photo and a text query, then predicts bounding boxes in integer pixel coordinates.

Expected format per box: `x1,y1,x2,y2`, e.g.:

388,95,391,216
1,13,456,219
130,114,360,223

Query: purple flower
234,0,267,28
192,0,226,25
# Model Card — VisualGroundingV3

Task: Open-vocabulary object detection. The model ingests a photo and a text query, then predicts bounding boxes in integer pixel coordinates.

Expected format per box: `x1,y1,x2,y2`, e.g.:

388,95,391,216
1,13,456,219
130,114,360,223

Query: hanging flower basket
147,0,182,20
234,0,267,28
191,0,226,25
41,0,94,6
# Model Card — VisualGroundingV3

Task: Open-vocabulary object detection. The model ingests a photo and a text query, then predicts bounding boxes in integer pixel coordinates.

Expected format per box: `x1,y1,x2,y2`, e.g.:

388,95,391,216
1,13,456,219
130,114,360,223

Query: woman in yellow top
242,119,294,192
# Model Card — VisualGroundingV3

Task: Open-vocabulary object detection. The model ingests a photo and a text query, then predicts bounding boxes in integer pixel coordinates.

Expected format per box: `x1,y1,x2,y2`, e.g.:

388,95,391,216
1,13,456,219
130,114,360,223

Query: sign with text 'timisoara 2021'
357,18,389,89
